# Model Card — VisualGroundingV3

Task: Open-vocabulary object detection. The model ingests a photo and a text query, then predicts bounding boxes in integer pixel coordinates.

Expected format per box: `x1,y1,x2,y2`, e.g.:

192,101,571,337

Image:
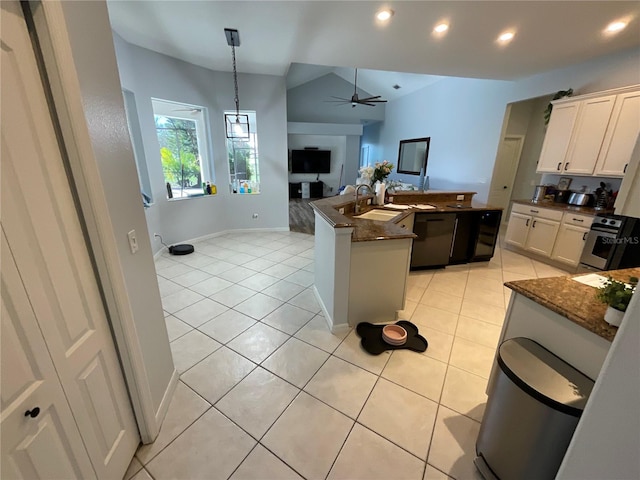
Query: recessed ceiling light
434,23,449,34
497,31,515,43
376,9,394,21
605,20,628,33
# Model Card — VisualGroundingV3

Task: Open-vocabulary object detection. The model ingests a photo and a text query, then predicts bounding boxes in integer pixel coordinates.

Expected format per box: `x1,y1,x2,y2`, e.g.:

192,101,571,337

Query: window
226,110,260,194
152,99,212,199
122,90,153,205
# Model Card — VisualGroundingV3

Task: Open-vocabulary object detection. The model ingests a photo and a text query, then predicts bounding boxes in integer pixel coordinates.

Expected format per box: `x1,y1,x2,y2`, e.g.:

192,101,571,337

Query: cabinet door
537,102,580,173
525,218,560,257
551,224,590,266
505,212,531,248
595,91,640,177
564,95,616,175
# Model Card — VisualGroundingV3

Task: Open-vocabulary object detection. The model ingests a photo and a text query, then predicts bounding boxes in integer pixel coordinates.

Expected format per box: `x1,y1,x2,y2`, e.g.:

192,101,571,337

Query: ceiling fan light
497,31,515,44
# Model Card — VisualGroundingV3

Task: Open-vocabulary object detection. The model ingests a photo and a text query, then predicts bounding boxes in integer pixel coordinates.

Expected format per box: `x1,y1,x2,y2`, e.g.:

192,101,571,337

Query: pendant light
224,28,250,140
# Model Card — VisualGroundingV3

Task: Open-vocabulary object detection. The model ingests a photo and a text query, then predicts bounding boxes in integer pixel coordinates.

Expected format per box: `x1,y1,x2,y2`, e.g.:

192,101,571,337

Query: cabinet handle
572,218,584,222
624,163,628,174
530,209,539,213
450,218,459,257
557,162,562,171
583,232,588,241
24,407,40,418
564,163,569,170
532,220,537,228
525,219,530,227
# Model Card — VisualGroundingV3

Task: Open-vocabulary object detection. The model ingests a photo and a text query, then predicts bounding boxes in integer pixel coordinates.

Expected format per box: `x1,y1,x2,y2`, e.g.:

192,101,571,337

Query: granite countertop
505,267,640,342
310,191,502,242
512,199,613,216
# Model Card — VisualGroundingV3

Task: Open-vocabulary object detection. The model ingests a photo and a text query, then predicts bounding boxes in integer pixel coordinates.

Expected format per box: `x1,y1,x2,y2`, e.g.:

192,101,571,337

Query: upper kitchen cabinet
594,90,640,177
536,85,640,176
536,103,580,173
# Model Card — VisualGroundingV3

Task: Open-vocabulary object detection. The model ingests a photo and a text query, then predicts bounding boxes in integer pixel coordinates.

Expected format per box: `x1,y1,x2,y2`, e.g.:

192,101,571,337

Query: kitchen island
493,267,639,381
310,191,501,332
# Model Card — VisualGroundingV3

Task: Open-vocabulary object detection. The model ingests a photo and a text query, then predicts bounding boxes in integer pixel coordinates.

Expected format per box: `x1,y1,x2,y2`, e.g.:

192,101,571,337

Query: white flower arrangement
358,161,394,186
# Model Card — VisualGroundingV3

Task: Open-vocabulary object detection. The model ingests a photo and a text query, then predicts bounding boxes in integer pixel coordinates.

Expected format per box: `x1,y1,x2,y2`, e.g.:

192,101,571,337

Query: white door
564,95,616,175
1,231,97,480
488,135,525,209
537,102,580,173
525,218,560,257
504,213,531,248
1,2,139,478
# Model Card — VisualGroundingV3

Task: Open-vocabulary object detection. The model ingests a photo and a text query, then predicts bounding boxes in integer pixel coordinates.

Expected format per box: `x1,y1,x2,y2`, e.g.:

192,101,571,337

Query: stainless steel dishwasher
410,213,456,269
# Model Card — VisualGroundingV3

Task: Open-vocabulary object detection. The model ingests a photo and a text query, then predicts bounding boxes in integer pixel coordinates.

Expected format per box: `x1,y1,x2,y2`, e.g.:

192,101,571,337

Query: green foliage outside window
155,116,202,190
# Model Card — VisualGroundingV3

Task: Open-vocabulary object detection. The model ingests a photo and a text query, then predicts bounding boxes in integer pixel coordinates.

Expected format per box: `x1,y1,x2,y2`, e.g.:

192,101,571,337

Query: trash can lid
498,337,594,417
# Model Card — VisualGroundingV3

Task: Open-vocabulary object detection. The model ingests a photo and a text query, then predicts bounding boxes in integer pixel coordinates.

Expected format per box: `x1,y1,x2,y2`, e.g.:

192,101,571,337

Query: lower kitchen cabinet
552,224,590,266
525,217,560,257
504,212,531,249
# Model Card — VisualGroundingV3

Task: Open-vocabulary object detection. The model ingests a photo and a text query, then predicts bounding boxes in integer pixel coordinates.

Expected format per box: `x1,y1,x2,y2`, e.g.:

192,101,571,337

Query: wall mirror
397,137,430,175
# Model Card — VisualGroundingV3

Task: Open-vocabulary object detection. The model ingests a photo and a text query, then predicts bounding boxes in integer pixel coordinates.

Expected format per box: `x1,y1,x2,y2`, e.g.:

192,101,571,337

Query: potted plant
595,276,638,326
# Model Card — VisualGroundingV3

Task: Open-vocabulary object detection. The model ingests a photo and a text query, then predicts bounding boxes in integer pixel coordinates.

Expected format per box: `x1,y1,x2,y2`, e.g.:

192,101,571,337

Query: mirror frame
397,137,430,175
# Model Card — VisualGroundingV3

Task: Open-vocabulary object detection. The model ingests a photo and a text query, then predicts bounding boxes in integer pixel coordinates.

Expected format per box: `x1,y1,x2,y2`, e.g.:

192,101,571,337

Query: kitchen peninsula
494,267,639,381
310,190,502,332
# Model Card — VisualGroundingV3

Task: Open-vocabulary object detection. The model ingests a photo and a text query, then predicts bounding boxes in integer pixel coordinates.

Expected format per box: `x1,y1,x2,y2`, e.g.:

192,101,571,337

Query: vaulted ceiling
108,1,640,97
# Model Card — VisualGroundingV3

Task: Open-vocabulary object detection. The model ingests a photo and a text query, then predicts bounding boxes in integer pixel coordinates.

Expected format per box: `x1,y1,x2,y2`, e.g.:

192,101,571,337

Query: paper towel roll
375,182,386,205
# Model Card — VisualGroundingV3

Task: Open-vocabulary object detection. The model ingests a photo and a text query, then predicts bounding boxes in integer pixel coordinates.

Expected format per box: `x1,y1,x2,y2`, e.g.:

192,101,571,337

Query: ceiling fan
329,68,388,108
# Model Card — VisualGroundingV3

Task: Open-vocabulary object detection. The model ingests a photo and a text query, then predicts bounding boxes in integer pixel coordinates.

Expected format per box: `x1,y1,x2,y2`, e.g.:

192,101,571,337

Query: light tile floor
126,231,569,480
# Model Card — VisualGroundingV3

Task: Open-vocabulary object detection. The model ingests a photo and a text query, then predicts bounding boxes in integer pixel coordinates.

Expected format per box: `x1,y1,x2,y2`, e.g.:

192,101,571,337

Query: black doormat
356,321,428,355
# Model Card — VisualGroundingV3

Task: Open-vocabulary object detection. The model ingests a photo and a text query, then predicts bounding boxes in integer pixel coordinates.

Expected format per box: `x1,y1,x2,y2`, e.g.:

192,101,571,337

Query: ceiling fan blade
330,96,351,101
358,95,382,101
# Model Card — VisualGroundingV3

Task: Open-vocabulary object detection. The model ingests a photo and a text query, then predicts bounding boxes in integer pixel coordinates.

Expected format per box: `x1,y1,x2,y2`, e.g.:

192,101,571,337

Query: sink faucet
354,184,374,213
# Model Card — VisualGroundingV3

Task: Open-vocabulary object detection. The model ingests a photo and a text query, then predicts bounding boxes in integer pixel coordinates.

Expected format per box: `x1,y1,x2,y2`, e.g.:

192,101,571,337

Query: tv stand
289,181,323,199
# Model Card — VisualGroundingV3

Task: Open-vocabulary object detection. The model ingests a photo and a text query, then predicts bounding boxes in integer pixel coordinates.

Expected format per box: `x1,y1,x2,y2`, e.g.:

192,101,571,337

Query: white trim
313,285,350,335
31,1,160,442
552,84,640,105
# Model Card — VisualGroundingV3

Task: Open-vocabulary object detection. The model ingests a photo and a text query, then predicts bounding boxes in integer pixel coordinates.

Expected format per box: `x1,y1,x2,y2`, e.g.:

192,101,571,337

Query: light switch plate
338,207,345,214
367,199,372,205
456,194,465,201
127,229,138,254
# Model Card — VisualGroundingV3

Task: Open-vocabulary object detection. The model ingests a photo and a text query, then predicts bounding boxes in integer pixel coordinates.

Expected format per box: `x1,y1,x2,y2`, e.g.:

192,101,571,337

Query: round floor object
169,244,195,255
382,325,407,345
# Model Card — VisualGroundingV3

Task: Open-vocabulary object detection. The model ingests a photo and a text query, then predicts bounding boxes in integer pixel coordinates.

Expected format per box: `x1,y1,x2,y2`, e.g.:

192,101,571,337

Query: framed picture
558,177,572,191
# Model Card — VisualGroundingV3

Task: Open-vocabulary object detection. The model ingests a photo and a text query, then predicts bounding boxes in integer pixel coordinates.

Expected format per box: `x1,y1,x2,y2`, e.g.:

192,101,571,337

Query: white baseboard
313,285,350,335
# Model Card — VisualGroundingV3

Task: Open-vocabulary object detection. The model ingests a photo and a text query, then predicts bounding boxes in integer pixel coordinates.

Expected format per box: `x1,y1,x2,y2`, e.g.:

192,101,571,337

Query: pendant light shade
224,28,250,140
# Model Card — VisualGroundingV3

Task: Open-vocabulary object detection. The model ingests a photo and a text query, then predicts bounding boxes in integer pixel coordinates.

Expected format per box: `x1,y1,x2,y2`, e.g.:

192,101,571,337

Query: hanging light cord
231,43,240,120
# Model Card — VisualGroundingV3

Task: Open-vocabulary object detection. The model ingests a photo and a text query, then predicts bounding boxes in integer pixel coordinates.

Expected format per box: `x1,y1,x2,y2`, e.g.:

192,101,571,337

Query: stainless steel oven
579,214,640,271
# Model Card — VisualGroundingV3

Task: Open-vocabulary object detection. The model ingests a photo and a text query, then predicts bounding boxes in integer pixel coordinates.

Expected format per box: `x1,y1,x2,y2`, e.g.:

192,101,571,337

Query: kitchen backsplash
540,174,622,194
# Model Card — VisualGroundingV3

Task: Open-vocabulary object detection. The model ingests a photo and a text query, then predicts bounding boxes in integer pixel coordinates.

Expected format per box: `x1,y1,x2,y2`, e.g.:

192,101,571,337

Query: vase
604,305,625,327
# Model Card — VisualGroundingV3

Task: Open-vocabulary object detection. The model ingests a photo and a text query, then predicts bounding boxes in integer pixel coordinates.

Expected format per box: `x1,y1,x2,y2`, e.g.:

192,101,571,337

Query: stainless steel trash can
475,337,594,480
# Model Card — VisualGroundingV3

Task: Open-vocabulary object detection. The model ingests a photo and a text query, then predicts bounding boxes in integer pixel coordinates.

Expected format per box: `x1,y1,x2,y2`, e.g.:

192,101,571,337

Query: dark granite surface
512,199,613,216
505,267,640,342
310,192,503,242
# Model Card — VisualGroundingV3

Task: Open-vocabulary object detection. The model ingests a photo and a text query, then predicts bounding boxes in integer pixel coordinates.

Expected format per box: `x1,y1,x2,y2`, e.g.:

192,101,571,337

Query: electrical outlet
456,194,464,201
329,187,333,192
388,196,394,203
127,230,139,254
367,199,372,205
252,213,258,219
338,207,345,214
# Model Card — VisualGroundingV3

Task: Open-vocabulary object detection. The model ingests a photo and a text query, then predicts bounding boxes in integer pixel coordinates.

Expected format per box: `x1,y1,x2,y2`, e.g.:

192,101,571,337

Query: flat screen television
291,149,331,174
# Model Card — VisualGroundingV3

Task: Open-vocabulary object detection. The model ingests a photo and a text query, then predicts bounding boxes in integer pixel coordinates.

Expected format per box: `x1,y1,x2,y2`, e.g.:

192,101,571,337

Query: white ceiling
108,1,640,95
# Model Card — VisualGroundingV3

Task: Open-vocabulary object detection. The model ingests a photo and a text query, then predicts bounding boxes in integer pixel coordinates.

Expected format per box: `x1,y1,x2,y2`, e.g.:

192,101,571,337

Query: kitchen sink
356,209,400,221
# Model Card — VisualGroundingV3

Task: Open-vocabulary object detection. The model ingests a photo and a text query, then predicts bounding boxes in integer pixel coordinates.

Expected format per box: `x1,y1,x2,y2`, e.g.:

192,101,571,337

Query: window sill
232,192,261,195
167,193,219,202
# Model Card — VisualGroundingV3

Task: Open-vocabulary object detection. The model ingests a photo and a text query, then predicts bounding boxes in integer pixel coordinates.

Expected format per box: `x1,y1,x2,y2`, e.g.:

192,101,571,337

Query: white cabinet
537,103,579,173
505,212,531,248
563,96,616,174
526,217,561,256
537,86,639,176
595,90,640,177
551,212,593,267
505,204,562,258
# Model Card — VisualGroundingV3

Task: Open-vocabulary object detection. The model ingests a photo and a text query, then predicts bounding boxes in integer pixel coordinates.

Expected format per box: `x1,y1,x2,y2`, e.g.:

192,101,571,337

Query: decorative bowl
382,325,407,346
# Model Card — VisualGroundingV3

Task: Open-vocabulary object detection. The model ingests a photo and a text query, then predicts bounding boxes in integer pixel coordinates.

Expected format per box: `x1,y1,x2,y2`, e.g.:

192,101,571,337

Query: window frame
225,110,260,194
151,98,212,199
